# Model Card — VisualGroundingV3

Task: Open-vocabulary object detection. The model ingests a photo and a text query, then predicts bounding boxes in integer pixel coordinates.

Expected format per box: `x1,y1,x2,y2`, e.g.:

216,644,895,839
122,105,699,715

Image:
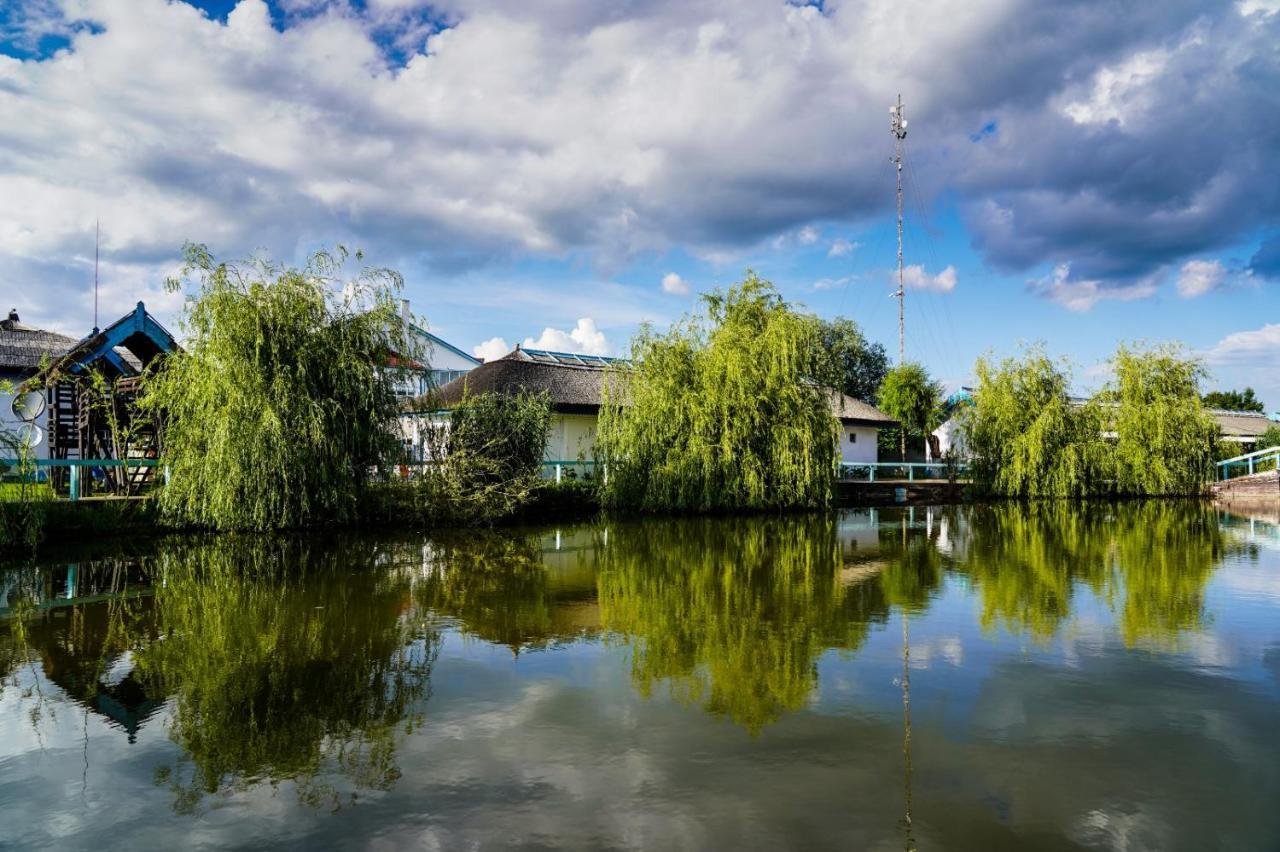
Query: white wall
545,414,598,462
839,424,879,465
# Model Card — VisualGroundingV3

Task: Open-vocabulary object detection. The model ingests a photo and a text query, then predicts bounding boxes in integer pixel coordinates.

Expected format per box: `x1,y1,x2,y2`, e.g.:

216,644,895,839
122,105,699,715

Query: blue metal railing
838,461,970,483
1217,446,1280,481
0,458,162,501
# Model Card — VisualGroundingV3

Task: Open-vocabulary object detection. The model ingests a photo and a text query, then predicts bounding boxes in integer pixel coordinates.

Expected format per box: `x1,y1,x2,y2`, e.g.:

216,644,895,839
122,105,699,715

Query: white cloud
1204,323,1280,366
472,336,512,362
523,318,610,355
1176,259,1228,298
827,239,858,258
1062,48,1170,127
1028,263,1157,312
813,276,850,290
661,272,690,296
0,0,1275,331
901,264,957,293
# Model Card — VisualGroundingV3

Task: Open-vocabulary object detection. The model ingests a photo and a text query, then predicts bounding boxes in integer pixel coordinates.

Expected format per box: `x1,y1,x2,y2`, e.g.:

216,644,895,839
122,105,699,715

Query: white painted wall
839,424,879,465
929,417,967,462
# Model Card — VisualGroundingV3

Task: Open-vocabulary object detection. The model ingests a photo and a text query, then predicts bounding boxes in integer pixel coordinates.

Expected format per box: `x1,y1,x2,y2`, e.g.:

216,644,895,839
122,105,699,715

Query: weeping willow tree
964,342,1219,498
141,244,416,531
877,361,944,460
1103,343,1218,495
597,274,837,512
962,346,1111,497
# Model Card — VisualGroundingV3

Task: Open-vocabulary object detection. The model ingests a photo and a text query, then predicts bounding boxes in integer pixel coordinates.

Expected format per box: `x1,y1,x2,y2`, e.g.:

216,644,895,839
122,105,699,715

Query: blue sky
1,0,1278,406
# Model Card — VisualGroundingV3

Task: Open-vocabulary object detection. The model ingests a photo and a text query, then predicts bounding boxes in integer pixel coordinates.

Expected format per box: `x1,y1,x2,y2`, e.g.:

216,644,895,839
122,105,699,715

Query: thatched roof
825,388,900,426
0,310,79,374
430,355,609,413
1211,409,1276,439
425,351,899,426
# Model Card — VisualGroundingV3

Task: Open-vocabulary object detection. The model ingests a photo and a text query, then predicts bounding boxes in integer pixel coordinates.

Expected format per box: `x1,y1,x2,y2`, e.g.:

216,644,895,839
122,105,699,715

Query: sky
1,0,1278,408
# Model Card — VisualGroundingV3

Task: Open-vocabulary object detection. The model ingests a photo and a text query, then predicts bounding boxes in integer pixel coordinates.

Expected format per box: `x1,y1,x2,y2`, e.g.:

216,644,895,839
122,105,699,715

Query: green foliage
814,317,889,403
1202,387,1265,412
597,273,837,512
387,391,552,526
962,346,1111,498
877,362,944,458
1257,424,1280,452
448,390,551,484
964,343,1217,497
141,244,415,531
1103,343,1218,495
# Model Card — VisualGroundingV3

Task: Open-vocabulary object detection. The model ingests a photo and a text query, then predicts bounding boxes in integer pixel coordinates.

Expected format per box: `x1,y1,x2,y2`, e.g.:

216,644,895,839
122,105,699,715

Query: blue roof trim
409,322,481,365
60,301,178,375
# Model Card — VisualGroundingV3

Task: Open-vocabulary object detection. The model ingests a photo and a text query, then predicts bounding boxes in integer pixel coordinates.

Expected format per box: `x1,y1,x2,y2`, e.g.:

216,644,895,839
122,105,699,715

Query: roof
429,355,609,412
0,310,79,373
826,389,900,426
409,323,482,366
28,302,178,385
505,346,621,368
1211,409,1277,439
424,352,898,427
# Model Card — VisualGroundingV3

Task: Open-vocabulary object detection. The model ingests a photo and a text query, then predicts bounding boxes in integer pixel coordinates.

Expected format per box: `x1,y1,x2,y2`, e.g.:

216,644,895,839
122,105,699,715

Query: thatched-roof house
401,346,898,468
0,309,78,382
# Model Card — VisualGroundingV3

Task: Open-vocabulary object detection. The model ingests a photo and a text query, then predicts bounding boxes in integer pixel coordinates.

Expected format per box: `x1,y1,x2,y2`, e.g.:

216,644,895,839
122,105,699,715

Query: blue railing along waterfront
838,462,970,482
1217,446,1280,481
0,458,162,501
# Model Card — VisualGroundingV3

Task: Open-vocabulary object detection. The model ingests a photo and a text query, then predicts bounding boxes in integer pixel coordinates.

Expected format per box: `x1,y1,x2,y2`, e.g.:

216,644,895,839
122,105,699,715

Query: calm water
3,504,1280,851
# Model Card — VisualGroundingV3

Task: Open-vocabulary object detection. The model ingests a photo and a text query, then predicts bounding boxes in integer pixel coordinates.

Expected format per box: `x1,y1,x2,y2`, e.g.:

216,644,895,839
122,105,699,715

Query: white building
391,301,482,399
0,309,79,459
401,347,899,471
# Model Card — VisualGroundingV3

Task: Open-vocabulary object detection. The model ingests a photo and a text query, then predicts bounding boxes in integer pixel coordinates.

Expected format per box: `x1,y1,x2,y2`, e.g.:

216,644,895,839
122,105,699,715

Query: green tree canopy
814,317,889,404
961,346,1110,498
141,244,415,531
597,273,837,512
877,361,944,458
1202,387,1265,412
1103,343,1218,495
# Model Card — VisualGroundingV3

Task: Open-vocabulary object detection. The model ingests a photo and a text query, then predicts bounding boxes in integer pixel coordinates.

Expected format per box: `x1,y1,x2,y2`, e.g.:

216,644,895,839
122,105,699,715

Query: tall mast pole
890,96,909,461
93,218,100,334
890,94,908,366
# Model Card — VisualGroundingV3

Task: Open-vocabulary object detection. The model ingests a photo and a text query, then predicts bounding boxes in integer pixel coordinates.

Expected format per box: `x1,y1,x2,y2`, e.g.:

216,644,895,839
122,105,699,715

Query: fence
540,460,599,483
0,458,162,501
1217,446,1280,481
838,461,970,482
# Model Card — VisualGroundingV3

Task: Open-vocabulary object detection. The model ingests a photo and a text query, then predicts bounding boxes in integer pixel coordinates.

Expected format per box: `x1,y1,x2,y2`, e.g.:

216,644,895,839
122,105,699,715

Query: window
848,432,857,443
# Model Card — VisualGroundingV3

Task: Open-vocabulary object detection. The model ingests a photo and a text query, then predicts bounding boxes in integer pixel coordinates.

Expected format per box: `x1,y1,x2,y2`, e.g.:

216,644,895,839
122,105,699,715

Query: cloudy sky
1,0,1278,405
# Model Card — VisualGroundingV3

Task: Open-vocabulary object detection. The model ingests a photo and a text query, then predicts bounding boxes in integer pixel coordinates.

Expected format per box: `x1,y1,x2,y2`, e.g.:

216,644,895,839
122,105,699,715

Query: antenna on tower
890,94,908,367
890,95,909,462
93,218,100,334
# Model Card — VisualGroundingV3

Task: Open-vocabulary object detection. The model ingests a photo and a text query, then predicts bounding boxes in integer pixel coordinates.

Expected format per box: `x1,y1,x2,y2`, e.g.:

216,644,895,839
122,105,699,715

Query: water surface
3,503,1280,850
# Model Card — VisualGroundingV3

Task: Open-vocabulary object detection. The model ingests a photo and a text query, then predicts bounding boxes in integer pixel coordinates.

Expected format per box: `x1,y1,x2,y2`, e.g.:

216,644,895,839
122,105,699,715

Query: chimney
400,299,411,327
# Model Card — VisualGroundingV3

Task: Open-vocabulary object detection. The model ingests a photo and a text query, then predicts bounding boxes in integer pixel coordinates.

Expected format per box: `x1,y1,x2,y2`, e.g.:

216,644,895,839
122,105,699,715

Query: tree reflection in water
141,536,441,812
0,501,1244,807
954,501,1233,645
596,514,921,733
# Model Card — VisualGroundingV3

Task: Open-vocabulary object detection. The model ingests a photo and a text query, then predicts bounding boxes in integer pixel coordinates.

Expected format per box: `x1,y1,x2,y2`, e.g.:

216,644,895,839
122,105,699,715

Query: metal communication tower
890,95,908,366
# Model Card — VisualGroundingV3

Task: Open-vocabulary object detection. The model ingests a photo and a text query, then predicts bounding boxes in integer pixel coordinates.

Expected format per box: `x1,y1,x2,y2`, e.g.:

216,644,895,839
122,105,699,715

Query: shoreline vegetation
0,245,1257,551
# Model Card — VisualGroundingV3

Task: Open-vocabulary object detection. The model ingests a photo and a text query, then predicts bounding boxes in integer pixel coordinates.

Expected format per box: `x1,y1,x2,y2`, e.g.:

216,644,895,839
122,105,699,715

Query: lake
2,503,1280,850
